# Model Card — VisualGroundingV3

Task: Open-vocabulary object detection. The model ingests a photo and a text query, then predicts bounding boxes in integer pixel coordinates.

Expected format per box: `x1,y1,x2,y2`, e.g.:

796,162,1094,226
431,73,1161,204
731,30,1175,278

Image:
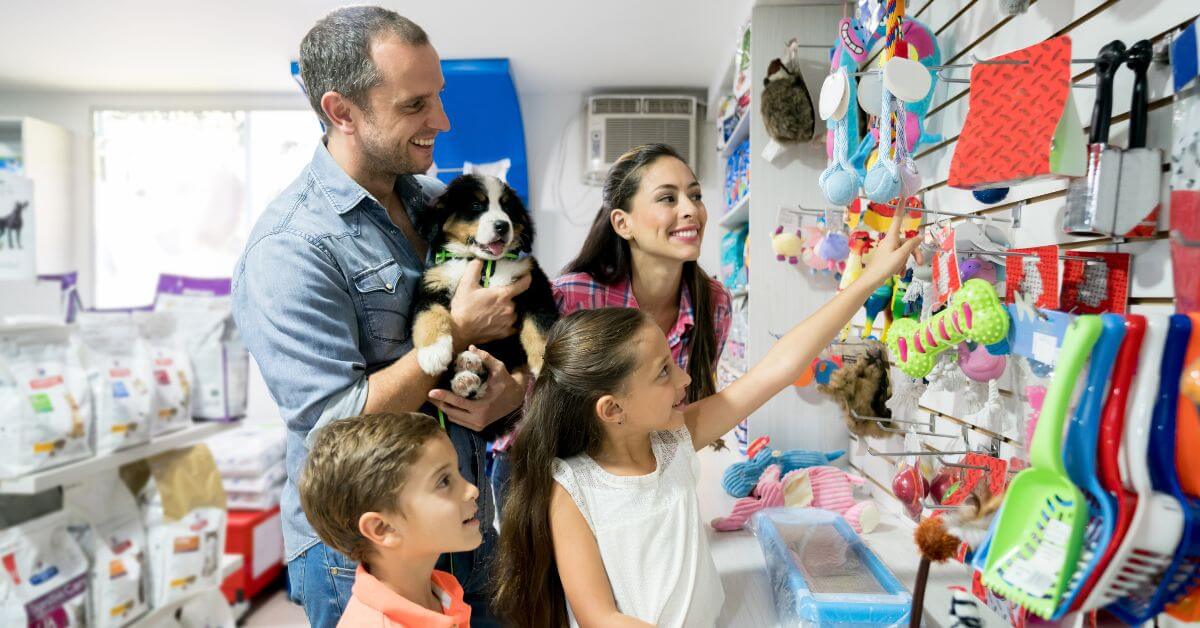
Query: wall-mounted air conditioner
585,95,700,186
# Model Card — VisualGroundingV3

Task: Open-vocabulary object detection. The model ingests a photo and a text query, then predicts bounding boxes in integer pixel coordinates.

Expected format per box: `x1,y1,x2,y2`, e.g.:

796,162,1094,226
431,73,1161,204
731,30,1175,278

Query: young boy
299,412,482,627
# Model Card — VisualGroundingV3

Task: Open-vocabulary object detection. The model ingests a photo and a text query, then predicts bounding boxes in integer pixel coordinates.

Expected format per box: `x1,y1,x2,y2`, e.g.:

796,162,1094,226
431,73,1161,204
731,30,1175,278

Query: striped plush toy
711,464,880,533
782,466,880,533
721,447,845,498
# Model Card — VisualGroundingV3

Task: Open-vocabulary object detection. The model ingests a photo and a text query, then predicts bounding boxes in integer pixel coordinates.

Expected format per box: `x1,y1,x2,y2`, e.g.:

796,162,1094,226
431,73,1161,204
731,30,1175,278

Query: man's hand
449,260,531,350
428,346,528,432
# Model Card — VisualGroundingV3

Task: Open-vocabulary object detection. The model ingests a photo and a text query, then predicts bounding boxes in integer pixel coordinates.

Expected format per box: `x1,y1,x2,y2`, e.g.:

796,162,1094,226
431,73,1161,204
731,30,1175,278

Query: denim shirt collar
309,143,426,223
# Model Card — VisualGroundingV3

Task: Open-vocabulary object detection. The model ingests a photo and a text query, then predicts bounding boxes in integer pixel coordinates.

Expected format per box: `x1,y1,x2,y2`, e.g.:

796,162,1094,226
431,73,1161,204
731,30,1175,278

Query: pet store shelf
719,111,752,159
127,554,244,628
706,53,738,116
720,194,751,229
0,421,240,494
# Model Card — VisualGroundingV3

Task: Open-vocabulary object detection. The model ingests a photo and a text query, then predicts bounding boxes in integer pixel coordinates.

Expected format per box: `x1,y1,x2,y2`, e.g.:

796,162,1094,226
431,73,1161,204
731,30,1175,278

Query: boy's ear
358,511,402,549
595,394,624,426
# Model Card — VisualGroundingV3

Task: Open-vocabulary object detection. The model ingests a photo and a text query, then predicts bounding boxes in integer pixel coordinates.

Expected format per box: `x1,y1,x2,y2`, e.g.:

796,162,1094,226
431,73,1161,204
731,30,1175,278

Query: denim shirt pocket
351,258,411,344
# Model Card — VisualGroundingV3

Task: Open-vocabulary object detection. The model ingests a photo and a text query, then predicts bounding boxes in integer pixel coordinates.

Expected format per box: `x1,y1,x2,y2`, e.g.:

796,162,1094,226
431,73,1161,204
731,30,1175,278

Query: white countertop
695,443,1005,627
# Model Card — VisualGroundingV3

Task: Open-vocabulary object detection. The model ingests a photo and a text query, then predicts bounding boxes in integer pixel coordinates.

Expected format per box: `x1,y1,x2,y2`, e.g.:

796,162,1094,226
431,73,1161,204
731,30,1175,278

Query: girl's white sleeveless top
552,426,725,627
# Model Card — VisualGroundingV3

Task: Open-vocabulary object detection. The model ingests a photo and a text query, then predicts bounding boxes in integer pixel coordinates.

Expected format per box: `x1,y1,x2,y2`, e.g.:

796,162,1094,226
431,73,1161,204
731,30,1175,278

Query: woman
555,143,731,401
491,144,730,513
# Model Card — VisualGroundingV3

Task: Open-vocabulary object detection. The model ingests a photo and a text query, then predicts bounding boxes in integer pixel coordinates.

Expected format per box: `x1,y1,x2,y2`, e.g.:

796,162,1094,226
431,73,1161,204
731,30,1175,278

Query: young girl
493,215,919,627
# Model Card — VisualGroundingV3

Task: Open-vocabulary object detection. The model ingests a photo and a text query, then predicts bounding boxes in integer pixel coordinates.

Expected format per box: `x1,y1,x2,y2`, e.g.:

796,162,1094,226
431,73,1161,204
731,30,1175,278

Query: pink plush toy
711,464,785,531
781,466,880,533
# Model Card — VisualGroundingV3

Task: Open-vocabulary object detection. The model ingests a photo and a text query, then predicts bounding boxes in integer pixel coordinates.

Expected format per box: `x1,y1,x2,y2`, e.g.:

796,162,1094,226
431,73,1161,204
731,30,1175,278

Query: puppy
412,175,558,400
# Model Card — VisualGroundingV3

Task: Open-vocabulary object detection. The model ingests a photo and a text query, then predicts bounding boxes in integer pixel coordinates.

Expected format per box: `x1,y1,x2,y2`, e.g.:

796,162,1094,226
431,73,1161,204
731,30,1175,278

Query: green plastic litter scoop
983,315,1100,618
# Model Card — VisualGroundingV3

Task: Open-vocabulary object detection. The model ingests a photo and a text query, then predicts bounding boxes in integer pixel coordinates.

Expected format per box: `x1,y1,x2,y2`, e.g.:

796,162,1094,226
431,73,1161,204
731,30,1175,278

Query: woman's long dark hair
563,143,719,403
493,308,650,627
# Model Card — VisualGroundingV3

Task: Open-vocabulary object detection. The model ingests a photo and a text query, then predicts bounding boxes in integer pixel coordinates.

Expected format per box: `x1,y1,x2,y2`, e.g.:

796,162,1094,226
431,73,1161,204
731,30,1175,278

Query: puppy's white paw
417,336,454,375
455,350,485,374
451,371,488,400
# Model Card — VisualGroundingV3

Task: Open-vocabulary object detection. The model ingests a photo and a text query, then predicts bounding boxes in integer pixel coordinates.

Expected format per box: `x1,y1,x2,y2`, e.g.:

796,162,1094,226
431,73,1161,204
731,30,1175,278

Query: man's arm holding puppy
363,260,531,430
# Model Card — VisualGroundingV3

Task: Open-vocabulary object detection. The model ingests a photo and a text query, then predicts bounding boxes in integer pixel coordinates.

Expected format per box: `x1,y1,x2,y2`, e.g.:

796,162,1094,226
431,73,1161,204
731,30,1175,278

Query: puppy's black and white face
426,175,532,261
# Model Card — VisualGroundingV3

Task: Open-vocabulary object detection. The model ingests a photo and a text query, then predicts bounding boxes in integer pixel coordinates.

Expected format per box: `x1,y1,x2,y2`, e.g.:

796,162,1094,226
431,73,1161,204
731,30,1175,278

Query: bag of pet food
0,510,89,627
223,465,286,510
37,273,82,324
153,275,247,421
64,473,149,628
121,445,226,608
0,323,92,478
75,312,153,454
205,423,285,478
133,312,194,437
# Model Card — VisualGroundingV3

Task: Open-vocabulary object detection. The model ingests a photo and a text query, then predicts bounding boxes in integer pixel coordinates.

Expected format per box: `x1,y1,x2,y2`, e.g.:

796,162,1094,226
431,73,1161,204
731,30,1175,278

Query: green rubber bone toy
886,279,1009,379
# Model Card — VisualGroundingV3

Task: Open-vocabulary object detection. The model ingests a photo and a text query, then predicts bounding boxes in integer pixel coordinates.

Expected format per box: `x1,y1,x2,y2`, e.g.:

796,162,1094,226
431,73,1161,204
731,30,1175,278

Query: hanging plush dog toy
819,17,879,206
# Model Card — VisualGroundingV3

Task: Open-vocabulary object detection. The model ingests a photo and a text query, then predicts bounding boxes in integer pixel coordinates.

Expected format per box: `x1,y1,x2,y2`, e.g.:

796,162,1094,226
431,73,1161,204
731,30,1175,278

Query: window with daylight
92,109,320,308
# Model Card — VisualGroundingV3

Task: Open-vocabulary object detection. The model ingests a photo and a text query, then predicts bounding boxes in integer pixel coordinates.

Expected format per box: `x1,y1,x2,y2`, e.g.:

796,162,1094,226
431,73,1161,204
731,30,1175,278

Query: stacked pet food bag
0,274,249,627
207,425,286,512
205,423,288,608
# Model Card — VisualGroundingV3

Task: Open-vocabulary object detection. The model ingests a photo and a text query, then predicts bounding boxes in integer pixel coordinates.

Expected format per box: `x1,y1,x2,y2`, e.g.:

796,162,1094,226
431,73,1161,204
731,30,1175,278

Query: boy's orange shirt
336,565,471,628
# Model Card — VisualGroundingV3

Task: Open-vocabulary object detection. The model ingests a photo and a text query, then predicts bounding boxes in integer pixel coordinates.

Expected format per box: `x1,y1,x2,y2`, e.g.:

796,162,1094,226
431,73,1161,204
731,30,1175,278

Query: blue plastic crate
751,508,911,626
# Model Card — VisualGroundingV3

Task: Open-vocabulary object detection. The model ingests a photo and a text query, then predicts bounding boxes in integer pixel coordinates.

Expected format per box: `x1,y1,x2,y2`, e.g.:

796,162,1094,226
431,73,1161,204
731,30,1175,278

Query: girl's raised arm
685,214,921,449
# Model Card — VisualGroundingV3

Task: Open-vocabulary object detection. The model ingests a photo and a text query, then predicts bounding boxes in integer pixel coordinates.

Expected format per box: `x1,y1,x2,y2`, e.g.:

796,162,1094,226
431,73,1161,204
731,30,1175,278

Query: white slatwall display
739,1,1200,624
846,0,1197,525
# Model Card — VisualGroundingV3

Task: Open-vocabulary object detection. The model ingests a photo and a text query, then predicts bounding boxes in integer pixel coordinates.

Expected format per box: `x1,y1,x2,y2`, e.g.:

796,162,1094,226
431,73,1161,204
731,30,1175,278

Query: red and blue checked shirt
552,271,733,371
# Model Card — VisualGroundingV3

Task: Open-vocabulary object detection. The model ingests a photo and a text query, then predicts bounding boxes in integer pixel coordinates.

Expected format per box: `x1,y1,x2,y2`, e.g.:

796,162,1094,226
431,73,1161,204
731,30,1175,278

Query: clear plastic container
750,508,912,627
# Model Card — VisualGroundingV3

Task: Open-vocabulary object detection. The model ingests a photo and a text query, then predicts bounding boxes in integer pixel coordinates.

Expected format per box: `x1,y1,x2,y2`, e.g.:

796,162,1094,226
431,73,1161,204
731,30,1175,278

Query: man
232,8,528,627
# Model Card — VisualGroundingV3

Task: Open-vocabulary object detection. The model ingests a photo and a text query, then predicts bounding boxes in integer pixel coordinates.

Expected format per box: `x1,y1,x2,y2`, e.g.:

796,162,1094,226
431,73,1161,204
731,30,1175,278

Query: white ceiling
1,0,754,95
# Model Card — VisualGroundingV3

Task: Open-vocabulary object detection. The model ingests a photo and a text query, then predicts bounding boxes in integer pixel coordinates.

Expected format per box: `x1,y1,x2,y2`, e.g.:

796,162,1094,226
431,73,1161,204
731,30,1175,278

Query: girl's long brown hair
563,143,719,404
492,308,650,627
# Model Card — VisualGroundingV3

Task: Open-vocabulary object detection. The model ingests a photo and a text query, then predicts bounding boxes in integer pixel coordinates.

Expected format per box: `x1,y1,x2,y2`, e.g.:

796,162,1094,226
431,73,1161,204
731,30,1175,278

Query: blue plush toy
820,17,880,207
851,19,943,176
722,447,846,498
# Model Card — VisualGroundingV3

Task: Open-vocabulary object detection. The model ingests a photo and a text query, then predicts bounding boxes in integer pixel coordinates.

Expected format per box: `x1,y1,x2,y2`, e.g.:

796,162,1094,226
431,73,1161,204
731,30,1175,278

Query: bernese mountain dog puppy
412,174,558,400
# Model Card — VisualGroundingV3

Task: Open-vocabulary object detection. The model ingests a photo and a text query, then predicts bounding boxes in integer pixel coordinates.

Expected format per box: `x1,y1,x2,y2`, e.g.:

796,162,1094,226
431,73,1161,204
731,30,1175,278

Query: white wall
523,89,722,278
744,4,847,454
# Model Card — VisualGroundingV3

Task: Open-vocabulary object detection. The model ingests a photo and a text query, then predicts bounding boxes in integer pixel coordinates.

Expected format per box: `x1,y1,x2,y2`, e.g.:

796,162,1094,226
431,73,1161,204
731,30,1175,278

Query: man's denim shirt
232,144,495,594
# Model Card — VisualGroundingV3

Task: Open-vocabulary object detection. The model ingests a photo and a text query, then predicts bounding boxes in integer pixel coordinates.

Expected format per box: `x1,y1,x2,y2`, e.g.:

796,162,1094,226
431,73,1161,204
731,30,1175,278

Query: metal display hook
865,445,975,458
848,410,956,437
851,55,1112,78
877,198,1023,227
956,247,1105,265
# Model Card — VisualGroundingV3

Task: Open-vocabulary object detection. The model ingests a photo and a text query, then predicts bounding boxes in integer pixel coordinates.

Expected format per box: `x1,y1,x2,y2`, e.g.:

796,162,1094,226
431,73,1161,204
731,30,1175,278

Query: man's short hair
299,412,444,562
299,6,430,126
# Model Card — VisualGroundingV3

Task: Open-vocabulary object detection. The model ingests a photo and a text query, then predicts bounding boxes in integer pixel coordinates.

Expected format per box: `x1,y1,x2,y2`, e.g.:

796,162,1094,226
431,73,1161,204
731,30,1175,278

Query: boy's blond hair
299,412,444,562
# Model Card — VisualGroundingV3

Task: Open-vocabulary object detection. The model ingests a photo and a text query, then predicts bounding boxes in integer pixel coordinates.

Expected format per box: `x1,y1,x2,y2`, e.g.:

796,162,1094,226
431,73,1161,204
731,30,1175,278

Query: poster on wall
0,172,34,280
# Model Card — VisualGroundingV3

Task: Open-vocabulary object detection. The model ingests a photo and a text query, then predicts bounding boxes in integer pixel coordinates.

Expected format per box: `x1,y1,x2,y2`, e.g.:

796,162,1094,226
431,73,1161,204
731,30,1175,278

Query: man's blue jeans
287,542,356,628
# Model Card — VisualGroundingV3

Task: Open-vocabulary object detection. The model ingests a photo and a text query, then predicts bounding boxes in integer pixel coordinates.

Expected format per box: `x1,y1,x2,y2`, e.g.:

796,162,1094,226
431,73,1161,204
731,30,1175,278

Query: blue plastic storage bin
750,508,912,627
